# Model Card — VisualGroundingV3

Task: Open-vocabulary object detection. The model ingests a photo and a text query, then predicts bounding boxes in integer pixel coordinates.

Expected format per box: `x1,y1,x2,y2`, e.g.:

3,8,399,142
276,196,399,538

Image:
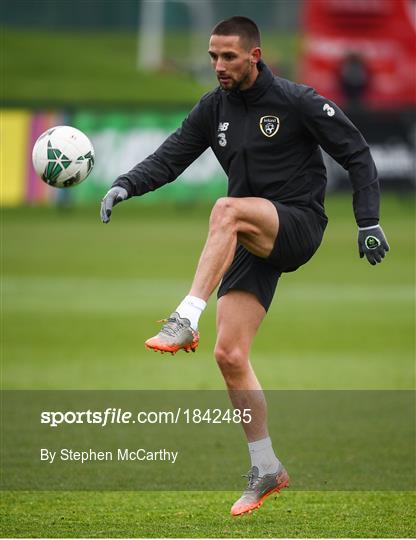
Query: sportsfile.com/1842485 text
40,408,252,427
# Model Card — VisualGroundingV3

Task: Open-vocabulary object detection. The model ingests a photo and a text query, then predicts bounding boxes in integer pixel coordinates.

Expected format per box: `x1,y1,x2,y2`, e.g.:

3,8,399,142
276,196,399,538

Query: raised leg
145,196,279,353
189,197,279,301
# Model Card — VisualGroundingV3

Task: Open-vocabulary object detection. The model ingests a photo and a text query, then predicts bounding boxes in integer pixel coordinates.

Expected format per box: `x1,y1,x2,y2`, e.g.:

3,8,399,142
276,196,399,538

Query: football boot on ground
231,464,289,516
145,312,199,355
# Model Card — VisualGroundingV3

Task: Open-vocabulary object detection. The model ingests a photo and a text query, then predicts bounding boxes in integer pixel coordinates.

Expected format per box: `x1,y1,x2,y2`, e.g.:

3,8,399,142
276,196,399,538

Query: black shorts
217,202,327,311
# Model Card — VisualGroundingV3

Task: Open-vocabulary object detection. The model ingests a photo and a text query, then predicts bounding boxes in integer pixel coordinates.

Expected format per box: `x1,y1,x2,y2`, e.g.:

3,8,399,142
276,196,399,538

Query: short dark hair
211,16,261,49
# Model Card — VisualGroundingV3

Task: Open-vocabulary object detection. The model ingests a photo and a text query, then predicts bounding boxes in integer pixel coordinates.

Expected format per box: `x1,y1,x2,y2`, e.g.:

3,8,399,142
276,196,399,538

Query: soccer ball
32,126,95,188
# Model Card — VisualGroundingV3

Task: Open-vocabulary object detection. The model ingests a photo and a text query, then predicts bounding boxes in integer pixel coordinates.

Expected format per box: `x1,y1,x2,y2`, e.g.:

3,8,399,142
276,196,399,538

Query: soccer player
100,16,389,515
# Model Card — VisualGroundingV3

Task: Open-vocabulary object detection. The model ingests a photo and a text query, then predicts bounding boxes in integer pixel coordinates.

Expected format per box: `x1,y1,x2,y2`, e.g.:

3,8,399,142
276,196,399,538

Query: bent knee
213,197,236,213
209,197,238,231
214,345,247,375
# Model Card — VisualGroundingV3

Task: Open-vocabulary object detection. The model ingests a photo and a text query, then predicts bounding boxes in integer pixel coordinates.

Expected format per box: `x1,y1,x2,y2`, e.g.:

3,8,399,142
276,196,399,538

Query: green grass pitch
1,194,414,537
3,28,298,107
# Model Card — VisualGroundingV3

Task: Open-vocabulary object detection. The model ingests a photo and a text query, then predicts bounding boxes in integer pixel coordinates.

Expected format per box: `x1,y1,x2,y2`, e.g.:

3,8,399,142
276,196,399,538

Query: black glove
358,225,389,265
100,187,128,223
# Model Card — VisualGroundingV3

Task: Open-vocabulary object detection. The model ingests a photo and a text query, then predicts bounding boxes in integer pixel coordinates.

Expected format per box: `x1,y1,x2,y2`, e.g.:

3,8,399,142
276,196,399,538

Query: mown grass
1,491,415,538
2,29,298,107
1,194,414,537
3,195,414,390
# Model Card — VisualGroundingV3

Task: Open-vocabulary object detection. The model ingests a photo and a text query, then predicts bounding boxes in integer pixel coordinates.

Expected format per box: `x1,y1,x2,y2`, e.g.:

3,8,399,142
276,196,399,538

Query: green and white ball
32,125,95,188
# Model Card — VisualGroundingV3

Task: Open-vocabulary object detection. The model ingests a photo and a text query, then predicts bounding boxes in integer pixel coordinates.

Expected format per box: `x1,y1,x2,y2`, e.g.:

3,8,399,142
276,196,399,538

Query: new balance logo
218,122,229,132
217,122,229,147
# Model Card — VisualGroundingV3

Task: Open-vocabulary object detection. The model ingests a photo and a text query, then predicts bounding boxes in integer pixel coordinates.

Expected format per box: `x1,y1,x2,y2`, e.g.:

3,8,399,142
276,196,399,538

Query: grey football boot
231,465,289,516
145,312,199,355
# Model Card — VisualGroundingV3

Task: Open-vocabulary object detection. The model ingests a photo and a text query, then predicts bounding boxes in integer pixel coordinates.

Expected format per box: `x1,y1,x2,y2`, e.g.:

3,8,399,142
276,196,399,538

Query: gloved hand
358,225,389,265
100,186,128,223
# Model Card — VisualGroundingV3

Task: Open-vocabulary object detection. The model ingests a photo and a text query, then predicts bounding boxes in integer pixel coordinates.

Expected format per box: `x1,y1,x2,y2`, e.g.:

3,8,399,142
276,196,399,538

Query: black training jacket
113,60,379,226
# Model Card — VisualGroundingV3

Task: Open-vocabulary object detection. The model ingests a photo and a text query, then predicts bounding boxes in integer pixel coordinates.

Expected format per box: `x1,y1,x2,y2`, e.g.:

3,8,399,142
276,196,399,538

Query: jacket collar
225,60,274,104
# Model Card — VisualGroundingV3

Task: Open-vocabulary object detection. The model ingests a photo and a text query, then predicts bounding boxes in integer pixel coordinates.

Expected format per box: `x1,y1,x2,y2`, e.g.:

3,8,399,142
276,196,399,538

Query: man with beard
101,16,389,516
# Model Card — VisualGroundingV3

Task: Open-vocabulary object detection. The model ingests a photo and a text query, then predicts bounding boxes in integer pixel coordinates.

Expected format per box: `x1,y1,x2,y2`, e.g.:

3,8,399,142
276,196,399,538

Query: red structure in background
299,0,416,110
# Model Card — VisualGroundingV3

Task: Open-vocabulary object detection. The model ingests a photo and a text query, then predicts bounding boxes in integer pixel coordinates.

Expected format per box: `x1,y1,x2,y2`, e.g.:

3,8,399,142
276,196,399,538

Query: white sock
248,436,281,476
175,295,206,330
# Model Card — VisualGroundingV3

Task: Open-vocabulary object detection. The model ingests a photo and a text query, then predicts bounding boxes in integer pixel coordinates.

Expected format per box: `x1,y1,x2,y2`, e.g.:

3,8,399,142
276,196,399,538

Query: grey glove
358,225,390,265
100,186,128,223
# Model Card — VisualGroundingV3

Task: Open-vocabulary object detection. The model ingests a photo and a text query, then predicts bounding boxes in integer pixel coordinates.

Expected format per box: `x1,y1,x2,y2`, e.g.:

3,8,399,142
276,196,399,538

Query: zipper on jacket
240,94,255,196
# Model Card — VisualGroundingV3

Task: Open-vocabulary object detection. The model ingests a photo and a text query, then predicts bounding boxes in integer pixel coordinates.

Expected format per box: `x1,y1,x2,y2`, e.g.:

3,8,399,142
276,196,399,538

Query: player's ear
250,47,261,65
